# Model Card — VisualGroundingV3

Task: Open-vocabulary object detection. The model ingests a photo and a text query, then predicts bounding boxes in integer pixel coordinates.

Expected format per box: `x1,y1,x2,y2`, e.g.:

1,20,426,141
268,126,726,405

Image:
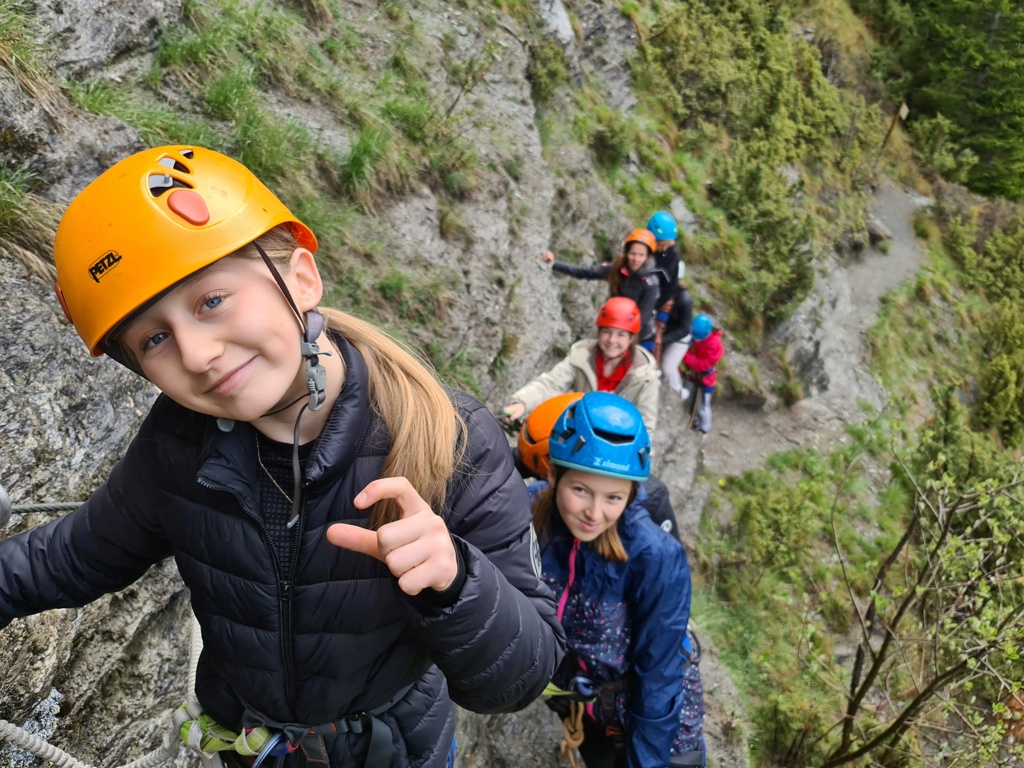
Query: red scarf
596,348,632,392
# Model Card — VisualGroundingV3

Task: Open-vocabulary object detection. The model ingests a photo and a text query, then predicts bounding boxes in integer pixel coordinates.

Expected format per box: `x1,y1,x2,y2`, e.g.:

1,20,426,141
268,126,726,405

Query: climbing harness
543,677,598,768
237,683,414,768
542,676,598,702
545,629,707,768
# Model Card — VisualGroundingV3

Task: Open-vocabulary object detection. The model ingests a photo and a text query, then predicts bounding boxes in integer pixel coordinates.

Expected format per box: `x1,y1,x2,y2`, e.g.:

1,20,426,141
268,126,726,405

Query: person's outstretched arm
0,442,170,628
550,260,612,281
505,350,580,418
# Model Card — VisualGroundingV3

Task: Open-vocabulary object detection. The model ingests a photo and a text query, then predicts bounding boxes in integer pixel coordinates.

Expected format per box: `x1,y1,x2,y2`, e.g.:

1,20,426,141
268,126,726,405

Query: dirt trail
660,178,928,768
702,179,926,488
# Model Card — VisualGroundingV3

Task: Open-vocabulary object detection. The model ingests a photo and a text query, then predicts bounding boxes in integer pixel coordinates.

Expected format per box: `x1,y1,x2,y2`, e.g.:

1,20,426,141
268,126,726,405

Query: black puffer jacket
0,336,565,767
662,282,694,347
550,260,659,342
651,245,683,309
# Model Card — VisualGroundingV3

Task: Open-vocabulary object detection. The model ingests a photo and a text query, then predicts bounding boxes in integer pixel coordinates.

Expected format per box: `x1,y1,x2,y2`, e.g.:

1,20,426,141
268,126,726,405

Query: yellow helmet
53,145,317,356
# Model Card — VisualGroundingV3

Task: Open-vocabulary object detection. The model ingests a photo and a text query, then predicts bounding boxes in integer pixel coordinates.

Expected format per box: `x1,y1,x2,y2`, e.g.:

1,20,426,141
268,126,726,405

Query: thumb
326,523,383,562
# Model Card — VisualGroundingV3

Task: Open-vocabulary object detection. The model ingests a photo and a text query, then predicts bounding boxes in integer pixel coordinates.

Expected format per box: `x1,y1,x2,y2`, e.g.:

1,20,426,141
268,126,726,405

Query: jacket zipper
197,475,301,711
557,539,580,623
281,497,305,708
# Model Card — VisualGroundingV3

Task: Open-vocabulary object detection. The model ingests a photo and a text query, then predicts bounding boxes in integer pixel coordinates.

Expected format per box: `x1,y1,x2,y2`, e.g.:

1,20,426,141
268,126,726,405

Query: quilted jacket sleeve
551,261,612,281
0,431,172,628
625,537,692,767
507,353,579,416
401,394,566,712
637,276,660,342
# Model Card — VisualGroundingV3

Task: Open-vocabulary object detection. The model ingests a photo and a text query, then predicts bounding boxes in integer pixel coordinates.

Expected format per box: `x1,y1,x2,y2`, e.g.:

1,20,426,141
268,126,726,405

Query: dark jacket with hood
550,260,659,342
0,336,566,767
652,245,682,310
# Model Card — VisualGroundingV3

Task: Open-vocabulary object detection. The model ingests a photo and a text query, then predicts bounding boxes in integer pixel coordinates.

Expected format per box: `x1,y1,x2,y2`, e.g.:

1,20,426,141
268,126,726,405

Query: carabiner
569,676,596,700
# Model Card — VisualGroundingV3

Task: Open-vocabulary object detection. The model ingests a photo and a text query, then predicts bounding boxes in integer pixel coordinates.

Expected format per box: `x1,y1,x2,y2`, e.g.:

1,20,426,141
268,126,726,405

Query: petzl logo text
89,251,122,282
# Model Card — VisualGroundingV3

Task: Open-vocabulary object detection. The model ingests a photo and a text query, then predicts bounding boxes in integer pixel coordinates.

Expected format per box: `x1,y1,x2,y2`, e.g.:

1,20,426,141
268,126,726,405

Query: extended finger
326,523,382,562
355,477,431,520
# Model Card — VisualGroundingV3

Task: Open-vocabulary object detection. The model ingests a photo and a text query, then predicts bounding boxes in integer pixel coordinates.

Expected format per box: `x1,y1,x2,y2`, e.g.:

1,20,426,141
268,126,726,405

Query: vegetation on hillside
702,389,1024,766
851,0,1024,200
4,0,1024,763
533,0,886,344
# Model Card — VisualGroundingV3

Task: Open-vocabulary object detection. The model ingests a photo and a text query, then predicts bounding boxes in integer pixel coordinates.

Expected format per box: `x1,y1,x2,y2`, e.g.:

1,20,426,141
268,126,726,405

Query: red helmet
518,392,585,478
623,228,656,254
596,296,641,334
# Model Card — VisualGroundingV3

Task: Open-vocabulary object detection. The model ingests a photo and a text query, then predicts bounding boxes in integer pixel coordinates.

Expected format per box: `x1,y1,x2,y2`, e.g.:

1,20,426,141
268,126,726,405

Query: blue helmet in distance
647,211,678,241
692,313,713,341
549,392,652,482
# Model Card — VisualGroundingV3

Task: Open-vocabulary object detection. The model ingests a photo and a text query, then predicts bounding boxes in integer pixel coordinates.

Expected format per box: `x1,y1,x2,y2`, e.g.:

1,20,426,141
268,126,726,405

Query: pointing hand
326,477,458,595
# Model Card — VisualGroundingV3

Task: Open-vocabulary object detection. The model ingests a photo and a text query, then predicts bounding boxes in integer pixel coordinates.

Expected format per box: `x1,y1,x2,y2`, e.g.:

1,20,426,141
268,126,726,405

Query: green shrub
976,300,1024,447
527,39,569,105
908,113,979,184
735,477,819,572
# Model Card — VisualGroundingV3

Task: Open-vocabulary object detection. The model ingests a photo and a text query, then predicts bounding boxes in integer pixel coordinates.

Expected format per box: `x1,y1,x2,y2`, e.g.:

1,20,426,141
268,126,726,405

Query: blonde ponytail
320,308,467,529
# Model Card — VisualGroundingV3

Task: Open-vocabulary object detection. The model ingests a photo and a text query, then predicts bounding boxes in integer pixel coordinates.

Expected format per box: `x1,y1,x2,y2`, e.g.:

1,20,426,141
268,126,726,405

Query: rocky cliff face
0,2,757,766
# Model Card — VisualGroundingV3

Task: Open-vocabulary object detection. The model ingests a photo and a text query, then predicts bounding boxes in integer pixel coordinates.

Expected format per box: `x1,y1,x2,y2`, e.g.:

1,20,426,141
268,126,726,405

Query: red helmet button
167,188,211,225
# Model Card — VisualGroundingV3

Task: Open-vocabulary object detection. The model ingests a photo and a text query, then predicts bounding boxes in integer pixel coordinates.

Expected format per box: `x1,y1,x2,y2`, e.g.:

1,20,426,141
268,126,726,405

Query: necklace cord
256,437,294,505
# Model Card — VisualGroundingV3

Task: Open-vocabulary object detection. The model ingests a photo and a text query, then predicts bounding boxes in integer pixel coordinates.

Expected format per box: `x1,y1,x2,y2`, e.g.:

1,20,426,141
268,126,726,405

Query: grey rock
670,197,698,237
535,0,575,47
866,213,893,244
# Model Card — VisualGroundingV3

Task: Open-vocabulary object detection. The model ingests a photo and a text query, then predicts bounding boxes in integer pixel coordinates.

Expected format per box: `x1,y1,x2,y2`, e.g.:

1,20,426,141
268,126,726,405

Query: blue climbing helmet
692,313,713,341
549,392,651,481
647,211,678,241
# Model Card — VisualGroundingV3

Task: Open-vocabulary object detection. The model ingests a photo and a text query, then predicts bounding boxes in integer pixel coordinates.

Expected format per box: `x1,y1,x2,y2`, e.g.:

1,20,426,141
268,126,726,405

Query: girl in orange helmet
541,229,661,347
501,296,660,432
0,146,565,768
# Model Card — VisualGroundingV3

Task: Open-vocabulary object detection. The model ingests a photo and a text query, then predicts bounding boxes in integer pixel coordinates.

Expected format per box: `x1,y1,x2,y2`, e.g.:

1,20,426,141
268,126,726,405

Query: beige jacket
509,339,660,432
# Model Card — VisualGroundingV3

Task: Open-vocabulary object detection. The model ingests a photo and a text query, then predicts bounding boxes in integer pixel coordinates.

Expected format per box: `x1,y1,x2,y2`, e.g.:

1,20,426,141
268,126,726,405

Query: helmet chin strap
216,242,333,441
252,241,333,413
300,308,330,412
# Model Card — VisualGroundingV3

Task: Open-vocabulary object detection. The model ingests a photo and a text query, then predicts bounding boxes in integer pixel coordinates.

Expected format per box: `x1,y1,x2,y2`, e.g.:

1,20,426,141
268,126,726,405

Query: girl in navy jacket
531,392,704,768
0,145,564,768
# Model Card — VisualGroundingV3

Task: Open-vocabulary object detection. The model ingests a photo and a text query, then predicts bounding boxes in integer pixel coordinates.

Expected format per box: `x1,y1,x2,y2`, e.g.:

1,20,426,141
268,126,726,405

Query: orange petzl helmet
518,392,585,478
53,145,318,356
596,296,641,335
623,228,656,254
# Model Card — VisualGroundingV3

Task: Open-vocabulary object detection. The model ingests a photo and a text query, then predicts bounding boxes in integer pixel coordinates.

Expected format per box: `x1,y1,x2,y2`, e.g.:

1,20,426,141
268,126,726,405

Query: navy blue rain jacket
535,484,693,768
0,336,565,767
